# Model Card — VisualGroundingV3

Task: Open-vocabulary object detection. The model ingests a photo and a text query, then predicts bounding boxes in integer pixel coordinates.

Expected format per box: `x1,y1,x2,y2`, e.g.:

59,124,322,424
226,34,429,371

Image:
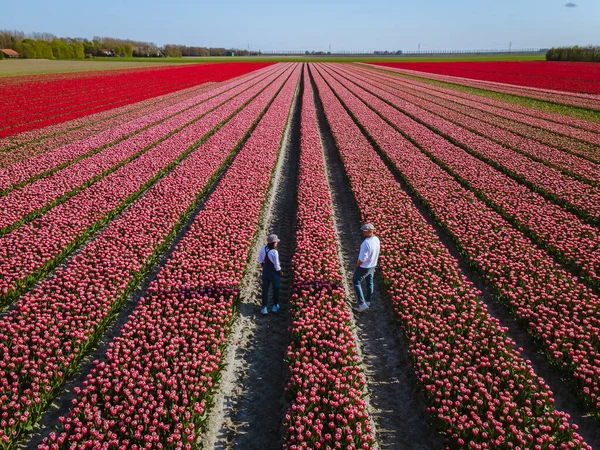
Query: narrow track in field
310,65,444,450
198,69,302,450
312,63,600,448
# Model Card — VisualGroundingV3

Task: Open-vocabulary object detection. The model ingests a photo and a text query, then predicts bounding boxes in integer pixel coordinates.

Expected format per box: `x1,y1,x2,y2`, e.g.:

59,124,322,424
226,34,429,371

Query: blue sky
1,0,598,51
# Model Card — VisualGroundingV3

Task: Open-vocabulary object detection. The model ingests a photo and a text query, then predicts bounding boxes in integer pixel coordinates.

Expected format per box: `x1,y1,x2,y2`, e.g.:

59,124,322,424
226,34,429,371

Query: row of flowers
348,68,600,224
311,63,590,448
0,65,280,229
360,63,600,135
0,63,274,138
0,67,290,311
0,65,296,448
347,64,600,171
38,63,301,450
318,63,600,419
0,64,279,196
366,69,600,154
366,63,600,111
327,64,600,289
368,61,600,94
283,67,374,450
0,82,217,167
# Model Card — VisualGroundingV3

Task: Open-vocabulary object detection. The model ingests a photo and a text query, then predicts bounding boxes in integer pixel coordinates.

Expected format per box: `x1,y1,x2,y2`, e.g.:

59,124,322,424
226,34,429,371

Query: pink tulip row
0,64,281,196
283,68,374,450
379,75,600,158
331,68,600,223
392,85,600,179
320,65,600,287
353,64,600,148
366,63,600,111
0,65,286,233
310,64,589,449
341,65,600,172
0,66,291,311
315,64,600,418
38,64,301,450
0,65,296,448
0,82,220,166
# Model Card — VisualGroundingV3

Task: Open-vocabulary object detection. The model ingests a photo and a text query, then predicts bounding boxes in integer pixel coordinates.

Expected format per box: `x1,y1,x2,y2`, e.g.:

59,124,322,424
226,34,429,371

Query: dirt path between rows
310,66,444,450
197,70,302,450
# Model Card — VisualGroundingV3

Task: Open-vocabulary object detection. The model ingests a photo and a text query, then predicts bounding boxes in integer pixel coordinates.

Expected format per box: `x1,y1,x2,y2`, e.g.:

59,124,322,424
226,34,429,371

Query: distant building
226,50,235,56
0,49,20,58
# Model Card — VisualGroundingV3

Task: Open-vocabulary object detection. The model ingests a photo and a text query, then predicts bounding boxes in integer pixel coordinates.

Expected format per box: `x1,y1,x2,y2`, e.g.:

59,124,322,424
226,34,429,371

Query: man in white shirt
258,234,282,315
353,223,380,312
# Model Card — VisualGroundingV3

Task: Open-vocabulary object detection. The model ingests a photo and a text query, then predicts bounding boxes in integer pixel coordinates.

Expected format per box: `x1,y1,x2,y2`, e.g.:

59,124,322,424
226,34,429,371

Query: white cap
361,223,375,231
267,234,280,243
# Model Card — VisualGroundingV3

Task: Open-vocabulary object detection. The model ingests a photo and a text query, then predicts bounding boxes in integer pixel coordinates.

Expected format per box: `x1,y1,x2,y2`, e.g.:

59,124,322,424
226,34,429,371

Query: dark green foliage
0,30,149,59
546,46,600,62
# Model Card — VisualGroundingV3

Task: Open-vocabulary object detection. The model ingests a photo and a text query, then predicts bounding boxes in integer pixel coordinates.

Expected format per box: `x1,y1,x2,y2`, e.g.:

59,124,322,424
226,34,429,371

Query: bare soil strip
310,65,444,450
315,65,600,447
197,71,302,450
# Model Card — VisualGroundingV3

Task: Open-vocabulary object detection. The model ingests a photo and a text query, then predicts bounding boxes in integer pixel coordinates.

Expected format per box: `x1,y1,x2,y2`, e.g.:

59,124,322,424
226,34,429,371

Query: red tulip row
338,68,600,224
366,63,600,111
283,68,374,450
0,66,284,232
315,64,600,418
0,81,218,162
38,63,301,450
310,64,589,448
343,64,600,171
370,61,600,94
0,64,280,194
355,63,600,147
0,64,296,448
0,63,274,138
0,66,291,311
321,64,600,288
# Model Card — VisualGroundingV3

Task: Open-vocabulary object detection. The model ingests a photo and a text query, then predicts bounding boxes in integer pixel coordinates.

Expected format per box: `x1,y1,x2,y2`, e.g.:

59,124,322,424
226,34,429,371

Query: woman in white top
258,234,282,315
353,223,380,312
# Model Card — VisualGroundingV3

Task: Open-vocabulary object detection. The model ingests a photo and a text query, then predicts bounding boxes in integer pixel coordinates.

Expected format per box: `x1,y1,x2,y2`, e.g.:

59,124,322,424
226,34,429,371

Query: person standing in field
258,234,282,315
353,223,380,312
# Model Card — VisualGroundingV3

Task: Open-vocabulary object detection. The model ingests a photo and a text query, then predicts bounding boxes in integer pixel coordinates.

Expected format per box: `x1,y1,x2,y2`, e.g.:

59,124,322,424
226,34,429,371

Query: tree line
546,46,600,62
162,45,253,57
0,29,251,59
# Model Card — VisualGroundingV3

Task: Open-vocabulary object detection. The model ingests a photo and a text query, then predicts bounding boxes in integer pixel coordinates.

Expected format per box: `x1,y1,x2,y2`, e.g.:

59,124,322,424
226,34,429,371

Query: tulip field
1,59,600,449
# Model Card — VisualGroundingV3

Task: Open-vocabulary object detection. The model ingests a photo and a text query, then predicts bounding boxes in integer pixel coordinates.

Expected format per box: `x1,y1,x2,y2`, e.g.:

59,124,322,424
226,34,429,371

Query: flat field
0,58,182,76
1,60,600,450
0,53,544,76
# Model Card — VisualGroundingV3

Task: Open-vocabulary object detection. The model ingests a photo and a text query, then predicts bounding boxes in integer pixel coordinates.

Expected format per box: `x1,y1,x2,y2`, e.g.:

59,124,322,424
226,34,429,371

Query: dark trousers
353,267,375,305
262,272,281,307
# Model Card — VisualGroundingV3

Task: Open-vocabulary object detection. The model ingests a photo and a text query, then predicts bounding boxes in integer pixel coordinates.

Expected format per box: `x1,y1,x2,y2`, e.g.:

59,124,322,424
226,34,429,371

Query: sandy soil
197,74,301,450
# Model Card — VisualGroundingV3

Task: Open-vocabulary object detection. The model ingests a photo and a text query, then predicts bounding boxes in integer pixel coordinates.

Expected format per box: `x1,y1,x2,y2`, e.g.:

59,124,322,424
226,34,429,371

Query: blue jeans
353,267,375,305
261,272,281,307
